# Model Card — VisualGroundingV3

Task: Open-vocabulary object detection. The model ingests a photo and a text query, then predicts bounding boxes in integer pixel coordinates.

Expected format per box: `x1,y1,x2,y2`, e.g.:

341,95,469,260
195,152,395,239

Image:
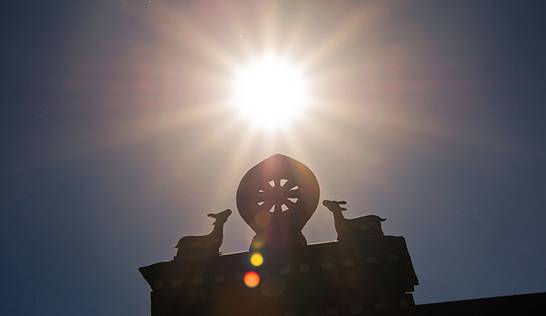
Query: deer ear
207,213,215,217
338,200,347,204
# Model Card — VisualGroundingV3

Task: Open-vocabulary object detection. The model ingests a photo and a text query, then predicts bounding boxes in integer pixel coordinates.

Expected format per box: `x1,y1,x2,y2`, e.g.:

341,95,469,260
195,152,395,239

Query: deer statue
174,209,232,259
323,200,386,241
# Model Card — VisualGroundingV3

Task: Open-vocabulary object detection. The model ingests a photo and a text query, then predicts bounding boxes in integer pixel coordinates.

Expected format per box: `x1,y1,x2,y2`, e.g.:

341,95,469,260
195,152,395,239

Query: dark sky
1,1,545,315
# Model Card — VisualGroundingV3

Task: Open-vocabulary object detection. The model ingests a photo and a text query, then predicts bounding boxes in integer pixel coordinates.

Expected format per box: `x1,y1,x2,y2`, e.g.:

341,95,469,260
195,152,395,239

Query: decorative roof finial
236,154,320,251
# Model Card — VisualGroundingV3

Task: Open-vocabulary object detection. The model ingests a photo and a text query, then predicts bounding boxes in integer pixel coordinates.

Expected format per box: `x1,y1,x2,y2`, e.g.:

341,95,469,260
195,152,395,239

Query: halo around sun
231,55,310,131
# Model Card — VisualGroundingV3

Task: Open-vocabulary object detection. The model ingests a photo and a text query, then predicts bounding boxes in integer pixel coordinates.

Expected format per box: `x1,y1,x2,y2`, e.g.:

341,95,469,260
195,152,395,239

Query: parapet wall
140,236,418,316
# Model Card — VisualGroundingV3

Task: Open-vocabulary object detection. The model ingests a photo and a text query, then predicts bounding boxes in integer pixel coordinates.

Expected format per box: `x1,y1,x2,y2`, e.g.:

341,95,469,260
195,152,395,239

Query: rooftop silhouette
140,154,420,315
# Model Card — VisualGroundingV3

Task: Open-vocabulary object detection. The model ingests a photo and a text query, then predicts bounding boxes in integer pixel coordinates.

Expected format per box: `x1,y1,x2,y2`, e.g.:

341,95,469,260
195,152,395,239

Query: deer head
322,200,348,213
207,209,232,225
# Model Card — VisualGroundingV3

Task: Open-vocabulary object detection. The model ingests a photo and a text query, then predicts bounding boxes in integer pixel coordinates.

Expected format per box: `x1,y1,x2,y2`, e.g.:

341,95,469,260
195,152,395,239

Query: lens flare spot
251,237,265,250
250,252,264,267
243,271,261,288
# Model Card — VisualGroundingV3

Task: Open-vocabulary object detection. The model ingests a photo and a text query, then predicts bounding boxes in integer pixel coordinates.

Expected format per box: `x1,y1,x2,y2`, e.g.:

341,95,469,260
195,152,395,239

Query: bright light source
231,55,310,130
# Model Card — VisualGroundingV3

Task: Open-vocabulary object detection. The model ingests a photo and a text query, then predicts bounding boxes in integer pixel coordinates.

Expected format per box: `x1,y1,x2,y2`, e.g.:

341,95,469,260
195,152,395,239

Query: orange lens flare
243,271,261,288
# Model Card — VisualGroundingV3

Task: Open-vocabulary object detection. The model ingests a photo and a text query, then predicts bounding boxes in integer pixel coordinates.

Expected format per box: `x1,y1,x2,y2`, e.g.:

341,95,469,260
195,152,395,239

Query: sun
231,55,310,130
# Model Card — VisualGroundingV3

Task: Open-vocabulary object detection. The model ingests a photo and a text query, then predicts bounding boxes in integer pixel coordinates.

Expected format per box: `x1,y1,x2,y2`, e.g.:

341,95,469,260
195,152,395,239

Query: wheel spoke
256,178,301,214
281,178,297,191
286,197,298,205
260,200,274,212
260,188,275,201
285,190,300,198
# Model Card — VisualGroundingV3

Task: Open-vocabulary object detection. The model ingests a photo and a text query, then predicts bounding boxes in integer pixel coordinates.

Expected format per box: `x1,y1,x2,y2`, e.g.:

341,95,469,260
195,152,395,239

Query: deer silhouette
175,209,232,258
323,200,386,241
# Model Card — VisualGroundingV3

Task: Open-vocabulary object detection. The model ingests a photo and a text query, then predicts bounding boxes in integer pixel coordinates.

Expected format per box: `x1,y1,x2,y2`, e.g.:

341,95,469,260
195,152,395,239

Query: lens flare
251,237,264,250
250,252,264,267
243,271,261,288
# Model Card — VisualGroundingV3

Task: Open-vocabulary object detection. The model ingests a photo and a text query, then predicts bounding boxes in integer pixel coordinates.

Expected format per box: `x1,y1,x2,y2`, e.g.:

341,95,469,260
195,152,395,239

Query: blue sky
1,1,545,315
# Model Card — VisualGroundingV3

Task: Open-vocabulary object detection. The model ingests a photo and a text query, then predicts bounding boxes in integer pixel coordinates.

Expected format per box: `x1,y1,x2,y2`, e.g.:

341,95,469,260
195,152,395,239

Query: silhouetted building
140,236,417,315
416,292,546,315
139,154,545,315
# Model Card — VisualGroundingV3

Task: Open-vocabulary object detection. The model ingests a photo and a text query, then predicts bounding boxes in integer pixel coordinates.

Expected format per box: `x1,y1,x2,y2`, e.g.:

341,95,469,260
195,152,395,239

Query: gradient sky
1,1,545,315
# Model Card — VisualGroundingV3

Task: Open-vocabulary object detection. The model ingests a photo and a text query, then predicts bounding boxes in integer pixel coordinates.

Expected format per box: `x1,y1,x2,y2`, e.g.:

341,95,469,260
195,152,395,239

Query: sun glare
231,55,310,130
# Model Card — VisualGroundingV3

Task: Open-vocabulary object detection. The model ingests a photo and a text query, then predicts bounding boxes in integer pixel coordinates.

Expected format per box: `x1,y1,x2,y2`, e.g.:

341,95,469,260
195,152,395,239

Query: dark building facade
416,292,546,315
140,237,418,315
